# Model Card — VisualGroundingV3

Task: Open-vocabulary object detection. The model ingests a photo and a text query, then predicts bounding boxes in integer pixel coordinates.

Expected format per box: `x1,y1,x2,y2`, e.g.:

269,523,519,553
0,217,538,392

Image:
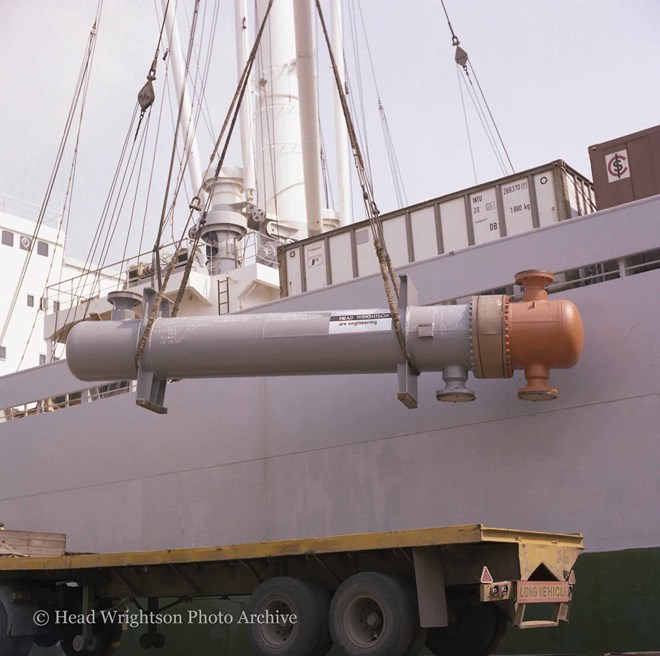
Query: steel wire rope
138,56,174,260
179,0,221,142
134,0,275,368
346,0,373,180
0,5,103,352
153,0,202,290
136,0,173,138
160,1,218,248
315,0,419,377
467,60,514,173
439,0,514,174
457,65,478,184
160,0,214,230
459,67,508,175
56,105,140,332
118,110,154,283
355,0,408,207
49,22,101,359
91,112,152,289
160,0,221,244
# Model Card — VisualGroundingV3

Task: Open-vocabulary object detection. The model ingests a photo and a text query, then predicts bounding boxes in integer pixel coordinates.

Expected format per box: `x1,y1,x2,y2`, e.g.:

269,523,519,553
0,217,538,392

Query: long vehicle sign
517,581,570,603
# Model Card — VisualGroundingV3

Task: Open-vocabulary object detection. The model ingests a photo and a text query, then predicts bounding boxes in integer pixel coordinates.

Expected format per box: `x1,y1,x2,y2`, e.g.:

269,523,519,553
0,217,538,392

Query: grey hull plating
0,196,658,559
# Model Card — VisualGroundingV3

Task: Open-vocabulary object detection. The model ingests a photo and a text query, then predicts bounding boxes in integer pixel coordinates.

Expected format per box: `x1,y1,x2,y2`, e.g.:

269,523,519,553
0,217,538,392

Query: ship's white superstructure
0,196,120,375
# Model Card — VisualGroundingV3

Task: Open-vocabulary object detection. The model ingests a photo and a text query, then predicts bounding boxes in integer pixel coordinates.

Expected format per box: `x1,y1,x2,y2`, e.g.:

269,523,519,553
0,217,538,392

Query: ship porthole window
1,230,13,247
37,240,49,256
27,294,34,308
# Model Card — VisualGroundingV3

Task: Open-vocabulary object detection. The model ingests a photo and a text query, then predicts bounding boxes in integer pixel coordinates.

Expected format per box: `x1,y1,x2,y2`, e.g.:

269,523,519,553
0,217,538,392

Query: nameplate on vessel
328,312,392,334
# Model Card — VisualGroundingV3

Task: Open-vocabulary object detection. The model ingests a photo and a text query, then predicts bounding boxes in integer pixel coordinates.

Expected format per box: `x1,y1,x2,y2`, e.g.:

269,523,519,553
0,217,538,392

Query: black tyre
425,596,508,656
58,601,121,656
33,629,59,648
397,577,427,656
246,577,329,656
329,572,416,656
0,604,34,656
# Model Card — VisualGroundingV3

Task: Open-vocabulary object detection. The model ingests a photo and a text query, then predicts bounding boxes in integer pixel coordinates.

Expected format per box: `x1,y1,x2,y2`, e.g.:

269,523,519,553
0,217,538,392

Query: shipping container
589,124,660,209
279,161,595,297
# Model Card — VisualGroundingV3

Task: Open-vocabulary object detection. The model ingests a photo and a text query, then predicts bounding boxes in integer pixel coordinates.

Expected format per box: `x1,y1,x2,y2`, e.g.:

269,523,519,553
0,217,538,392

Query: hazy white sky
1,0,659,263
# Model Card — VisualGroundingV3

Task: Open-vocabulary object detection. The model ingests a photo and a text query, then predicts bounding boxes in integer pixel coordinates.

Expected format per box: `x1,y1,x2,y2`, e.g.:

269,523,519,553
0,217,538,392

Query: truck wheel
397,576,427,656
425,598,508,656
246,577,329,656
0,604,33,656
329,572,416,656
59,603,121,656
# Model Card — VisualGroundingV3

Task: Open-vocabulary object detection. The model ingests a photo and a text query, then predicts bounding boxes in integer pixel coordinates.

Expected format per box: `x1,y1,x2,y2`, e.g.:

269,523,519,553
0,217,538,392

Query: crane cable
134,0,275,369
355,0,408,207
457,65,478,185
315,0,419,377
439,0,515,175
153,0,202,291
0,5,103,353
135,0,173,138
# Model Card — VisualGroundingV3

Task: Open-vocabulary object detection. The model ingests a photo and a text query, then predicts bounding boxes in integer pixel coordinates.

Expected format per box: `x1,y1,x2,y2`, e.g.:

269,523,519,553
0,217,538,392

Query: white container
279,160,595,296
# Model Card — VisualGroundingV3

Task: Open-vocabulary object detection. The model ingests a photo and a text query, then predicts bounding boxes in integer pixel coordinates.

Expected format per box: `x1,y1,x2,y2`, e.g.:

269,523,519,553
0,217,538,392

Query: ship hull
1,198,659,651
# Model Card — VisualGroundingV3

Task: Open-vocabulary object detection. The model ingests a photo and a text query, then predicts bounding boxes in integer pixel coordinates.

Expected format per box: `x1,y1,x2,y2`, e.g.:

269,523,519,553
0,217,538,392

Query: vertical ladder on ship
217,278,230,315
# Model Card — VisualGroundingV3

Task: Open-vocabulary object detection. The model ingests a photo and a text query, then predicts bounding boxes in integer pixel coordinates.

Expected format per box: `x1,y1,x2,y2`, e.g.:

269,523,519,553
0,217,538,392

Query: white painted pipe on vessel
293,0,323,236
160,0,204,197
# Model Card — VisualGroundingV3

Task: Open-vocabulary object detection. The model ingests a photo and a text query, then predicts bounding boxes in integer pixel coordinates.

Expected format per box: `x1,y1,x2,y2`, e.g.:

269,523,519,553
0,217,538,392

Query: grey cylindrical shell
66,305,471,381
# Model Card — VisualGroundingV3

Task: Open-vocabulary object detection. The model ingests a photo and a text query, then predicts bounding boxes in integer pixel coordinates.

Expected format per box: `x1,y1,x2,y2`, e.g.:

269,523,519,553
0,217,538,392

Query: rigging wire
134,0,276,368
119,111,153,282
0,4,103,353
467,60,514,173
439,0,514,175
315,0,419,378
153,0,202,290
345,1,372,180
355,0,408,207
456,65,478,185
179,0,220,142
159,0,218,248
459,70,507,175
136,0,173,137
56,105,140,333
138,52,174,259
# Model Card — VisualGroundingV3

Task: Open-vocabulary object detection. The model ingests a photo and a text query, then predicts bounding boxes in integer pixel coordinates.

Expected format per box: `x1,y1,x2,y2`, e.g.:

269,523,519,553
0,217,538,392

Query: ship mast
160,0,204,198
235,0,256,202
330,0,351,226
254,0,308,240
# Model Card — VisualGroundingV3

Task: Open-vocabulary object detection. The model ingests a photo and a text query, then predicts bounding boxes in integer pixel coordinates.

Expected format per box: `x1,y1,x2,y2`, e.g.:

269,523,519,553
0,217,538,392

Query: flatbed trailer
0,524,582,656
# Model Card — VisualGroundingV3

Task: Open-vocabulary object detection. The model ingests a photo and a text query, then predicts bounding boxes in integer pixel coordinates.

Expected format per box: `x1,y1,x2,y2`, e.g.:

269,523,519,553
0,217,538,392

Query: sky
0,0,659,265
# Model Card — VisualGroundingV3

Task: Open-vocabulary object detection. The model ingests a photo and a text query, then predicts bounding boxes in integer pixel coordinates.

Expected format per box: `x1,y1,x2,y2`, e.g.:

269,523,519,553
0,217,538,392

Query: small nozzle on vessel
436,366,475,403
515,269,554,301
107,290,142,321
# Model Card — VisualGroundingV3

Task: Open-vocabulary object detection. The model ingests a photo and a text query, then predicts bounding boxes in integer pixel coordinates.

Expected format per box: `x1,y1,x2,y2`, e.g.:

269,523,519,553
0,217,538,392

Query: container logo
606,150,630,182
